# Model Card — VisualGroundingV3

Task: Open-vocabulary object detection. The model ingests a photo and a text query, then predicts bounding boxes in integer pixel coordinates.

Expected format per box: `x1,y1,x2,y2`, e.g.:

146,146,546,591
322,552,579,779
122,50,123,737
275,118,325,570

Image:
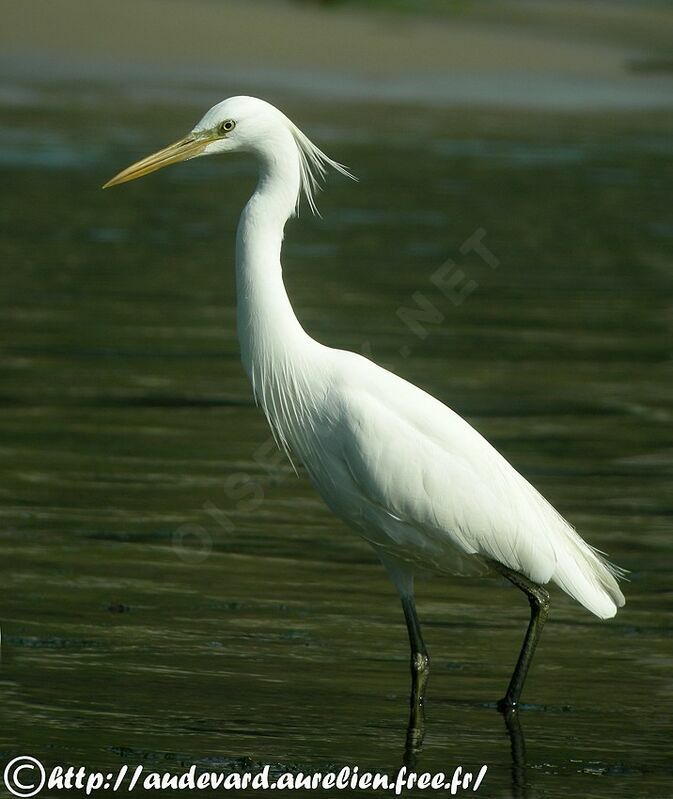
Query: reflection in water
402,691,425,773
402,699,529,798
503,712,528,799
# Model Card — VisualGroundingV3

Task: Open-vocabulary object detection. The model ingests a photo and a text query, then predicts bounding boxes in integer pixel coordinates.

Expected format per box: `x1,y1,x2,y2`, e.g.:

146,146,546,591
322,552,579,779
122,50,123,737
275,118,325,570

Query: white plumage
105,95,625,713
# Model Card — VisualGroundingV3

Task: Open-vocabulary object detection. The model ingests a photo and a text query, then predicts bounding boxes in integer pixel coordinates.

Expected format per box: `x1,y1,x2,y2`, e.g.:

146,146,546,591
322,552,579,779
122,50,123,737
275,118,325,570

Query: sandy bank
1,0,672,110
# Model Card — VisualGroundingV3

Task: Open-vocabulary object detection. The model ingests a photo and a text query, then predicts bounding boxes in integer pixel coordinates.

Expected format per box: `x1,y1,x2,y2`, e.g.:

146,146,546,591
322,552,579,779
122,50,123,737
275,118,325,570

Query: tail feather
552,529,626,619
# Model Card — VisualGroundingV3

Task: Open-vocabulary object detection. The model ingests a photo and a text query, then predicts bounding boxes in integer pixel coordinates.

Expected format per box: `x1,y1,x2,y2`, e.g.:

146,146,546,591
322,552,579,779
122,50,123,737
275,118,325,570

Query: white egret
104,96,626,716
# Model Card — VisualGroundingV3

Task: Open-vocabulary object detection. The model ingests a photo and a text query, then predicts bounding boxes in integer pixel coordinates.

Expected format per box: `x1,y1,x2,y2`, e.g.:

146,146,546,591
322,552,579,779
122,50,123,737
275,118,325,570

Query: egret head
190,95,289,156
102,96,280,189
103,96,353,213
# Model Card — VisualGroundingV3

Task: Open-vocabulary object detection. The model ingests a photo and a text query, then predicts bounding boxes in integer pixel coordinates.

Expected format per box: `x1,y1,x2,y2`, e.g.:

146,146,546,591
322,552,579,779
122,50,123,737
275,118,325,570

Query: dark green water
1,87,672,798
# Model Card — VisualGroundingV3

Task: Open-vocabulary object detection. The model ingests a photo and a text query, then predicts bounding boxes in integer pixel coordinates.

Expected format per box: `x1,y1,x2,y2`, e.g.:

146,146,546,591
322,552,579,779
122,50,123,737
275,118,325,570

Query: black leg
400,594,430,762
493,563,550,714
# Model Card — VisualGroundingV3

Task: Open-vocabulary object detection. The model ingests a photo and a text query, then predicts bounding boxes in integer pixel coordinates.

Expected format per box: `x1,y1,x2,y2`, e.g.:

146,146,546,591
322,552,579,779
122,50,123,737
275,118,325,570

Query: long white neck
234,127,320,444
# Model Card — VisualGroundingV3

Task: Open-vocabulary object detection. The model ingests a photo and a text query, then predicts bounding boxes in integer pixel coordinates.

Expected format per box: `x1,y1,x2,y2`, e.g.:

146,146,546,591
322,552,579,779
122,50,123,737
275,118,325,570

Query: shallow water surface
0,85,672,798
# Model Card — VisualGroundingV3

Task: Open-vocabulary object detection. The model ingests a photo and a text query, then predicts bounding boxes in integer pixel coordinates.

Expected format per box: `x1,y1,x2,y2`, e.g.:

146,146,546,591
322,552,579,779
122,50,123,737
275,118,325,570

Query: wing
303,351,624,618
327,355,560,584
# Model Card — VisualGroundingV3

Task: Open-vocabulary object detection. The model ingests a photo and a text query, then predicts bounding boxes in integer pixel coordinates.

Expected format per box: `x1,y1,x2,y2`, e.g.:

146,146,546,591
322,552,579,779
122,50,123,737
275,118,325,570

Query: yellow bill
103,133,213,189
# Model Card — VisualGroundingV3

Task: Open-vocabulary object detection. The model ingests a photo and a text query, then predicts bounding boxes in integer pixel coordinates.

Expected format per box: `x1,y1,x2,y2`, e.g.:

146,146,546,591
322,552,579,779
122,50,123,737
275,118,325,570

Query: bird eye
219,119,236,134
